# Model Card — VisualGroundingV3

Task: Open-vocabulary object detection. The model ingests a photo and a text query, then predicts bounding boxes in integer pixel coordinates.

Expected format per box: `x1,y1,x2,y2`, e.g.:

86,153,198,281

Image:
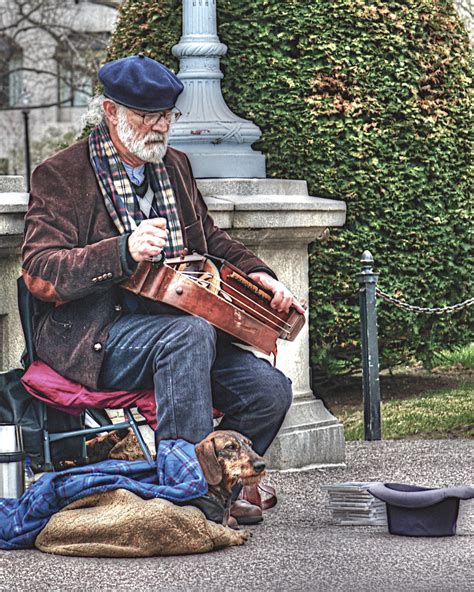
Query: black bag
0,368,84,468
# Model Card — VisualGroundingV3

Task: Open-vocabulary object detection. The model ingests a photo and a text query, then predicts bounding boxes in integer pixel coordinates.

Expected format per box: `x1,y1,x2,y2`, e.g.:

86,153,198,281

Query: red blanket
21,360,158,428
21,361,223,429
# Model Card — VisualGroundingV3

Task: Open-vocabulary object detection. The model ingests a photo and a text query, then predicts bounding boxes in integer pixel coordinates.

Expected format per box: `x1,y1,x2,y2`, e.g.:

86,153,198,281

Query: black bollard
357,251,381,440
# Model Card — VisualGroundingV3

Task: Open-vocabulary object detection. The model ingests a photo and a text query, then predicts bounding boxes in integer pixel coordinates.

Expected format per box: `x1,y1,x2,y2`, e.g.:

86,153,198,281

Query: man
22,55,303,523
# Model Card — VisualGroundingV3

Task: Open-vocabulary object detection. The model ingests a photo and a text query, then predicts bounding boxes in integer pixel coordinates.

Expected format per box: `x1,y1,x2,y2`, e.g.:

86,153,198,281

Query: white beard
116,108,169,163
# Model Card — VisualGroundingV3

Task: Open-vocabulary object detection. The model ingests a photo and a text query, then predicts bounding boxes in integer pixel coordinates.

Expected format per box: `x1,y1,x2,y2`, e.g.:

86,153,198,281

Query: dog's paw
234,528,252,544
210,522,252,549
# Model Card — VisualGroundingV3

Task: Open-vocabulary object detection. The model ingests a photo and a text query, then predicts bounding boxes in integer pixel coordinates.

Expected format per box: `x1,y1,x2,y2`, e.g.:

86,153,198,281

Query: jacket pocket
49,306,73,330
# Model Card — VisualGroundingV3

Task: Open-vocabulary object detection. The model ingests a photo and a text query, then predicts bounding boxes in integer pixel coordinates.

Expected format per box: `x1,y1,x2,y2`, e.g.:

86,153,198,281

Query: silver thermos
0,424,26,498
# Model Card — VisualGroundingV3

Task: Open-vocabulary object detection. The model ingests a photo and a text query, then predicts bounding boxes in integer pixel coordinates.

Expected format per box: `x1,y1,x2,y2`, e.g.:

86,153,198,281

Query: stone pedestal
197,178,346,469
0,176,28,371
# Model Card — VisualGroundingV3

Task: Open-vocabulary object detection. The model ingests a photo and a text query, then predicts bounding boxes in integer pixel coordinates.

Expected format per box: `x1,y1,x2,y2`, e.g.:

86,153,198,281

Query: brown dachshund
64,428,266,527
195,430,266,522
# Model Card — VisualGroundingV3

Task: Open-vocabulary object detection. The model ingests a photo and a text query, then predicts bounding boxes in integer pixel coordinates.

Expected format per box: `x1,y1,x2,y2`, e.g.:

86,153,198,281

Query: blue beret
99,54,184,112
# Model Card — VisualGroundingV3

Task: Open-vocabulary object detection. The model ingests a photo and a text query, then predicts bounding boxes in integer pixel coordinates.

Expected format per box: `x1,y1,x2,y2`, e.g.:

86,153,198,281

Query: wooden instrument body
121,256,305,355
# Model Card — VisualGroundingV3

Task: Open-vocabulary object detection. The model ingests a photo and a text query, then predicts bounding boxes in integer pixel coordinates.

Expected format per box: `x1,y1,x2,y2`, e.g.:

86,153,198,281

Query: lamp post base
170,143,266,178
264,396,346,470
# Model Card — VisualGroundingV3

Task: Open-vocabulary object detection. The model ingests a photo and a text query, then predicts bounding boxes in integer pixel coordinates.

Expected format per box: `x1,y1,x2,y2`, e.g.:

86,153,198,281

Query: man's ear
103,99,118,125
195,435,222,486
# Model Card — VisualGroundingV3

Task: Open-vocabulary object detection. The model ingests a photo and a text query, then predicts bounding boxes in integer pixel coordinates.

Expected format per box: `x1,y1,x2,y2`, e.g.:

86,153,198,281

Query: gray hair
82,94,131,129
82,94,106,128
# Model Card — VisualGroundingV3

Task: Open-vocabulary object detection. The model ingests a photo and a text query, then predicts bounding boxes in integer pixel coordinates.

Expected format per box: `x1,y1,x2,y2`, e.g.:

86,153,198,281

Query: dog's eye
225,443,237,451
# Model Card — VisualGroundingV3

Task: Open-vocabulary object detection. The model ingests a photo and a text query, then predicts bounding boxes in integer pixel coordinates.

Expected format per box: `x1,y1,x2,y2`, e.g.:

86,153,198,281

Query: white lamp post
170,0,266,178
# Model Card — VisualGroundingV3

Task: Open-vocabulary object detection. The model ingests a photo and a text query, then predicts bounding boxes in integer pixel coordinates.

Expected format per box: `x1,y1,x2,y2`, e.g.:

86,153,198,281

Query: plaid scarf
88,122,184,258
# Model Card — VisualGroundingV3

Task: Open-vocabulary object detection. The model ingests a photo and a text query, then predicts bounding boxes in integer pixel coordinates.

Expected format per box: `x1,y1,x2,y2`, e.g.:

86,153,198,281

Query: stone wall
0,176,28,369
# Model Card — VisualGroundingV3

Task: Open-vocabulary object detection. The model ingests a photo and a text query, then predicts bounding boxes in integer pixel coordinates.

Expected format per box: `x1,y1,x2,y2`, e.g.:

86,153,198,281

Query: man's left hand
248,272,306,314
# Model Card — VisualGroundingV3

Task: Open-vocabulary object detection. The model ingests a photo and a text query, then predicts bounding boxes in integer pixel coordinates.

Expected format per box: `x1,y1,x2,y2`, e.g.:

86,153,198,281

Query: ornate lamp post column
170,0,266,178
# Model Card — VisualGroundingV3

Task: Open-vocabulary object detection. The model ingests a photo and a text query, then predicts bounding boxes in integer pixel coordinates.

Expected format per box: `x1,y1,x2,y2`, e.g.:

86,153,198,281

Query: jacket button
93,343,103,352
114,304,122,312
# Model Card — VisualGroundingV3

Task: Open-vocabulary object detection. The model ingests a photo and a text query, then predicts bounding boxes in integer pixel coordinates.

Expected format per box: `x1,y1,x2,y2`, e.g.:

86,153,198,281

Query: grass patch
433,343,474,370
337,383,474,441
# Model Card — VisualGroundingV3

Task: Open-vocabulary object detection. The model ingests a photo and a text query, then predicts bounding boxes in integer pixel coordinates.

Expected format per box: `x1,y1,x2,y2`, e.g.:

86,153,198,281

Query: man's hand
248,272,306,314
128,218,169,262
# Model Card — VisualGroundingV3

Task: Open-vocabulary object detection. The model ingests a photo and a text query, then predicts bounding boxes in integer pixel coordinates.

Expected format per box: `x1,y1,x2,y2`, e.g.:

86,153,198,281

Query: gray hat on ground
368,482,474,537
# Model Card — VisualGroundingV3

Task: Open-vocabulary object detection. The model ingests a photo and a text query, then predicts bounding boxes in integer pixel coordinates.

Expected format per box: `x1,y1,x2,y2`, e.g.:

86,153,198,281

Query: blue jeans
98,313,293,455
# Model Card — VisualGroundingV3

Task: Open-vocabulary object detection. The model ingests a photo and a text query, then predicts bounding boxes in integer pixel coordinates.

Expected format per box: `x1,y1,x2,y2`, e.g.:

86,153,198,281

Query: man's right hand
128,218,169,262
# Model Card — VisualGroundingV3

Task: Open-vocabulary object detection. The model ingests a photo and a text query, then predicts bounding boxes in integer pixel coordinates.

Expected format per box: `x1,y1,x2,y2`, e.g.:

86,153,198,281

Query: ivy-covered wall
108,0,473,377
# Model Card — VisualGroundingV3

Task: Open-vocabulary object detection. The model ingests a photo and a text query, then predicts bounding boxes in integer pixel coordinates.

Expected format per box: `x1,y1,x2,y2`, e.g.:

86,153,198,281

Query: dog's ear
195,435,222,486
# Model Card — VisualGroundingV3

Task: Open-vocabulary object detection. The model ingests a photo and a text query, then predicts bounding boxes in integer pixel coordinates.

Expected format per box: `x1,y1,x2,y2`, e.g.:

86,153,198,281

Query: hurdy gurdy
121,253,306,355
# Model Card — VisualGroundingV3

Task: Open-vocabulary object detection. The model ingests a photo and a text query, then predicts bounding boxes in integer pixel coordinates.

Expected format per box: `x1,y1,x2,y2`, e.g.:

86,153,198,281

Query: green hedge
108,0,473,377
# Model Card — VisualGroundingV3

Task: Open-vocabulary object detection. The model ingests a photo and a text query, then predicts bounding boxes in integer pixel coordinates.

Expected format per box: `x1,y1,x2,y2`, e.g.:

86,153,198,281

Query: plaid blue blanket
0,439,207,550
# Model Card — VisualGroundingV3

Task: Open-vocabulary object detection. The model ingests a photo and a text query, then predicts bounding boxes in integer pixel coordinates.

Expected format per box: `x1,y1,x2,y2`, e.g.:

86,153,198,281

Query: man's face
115,106,169,163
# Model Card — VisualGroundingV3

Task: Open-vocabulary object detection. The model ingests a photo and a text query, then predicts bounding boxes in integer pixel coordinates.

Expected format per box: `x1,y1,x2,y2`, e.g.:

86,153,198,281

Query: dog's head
195,430,266,493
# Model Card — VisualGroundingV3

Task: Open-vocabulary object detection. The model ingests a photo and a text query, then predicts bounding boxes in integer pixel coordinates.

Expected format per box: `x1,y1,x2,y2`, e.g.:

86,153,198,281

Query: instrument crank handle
297,298,307,311
148,251,166,267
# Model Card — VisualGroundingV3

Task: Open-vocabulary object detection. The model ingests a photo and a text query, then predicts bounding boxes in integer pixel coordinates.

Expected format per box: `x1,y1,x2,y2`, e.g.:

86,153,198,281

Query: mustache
144,133,167,143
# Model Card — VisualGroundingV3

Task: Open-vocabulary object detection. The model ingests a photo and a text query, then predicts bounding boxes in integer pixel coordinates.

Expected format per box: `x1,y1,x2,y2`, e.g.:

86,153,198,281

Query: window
0,37,23,108
55,33,108,107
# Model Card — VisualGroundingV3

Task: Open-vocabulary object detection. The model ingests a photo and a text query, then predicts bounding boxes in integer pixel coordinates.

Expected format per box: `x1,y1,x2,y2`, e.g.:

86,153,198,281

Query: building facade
0,0,119,180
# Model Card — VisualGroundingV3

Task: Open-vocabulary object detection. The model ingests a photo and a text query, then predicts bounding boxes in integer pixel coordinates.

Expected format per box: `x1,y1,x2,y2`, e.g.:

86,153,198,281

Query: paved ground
0,439,472,592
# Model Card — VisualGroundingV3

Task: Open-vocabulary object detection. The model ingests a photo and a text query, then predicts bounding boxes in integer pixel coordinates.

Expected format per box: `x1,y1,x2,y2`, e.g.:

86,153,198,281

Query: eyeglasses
129,108,182,127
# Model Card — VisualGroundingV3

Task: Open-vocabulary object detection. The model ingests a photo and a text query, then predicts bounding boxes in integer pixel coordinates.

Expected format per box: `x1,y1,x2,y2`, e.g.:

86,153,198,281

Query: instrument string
178,269,293,332
169,265,294,335
217,279,292,331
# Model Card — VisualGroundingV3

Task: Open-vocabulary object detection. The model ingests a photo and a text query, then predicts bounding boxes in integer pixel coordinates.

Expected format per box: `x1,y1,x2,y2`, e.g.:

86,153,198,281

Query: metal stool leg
123,408,153,463
80,412,88,463
41,403,54,472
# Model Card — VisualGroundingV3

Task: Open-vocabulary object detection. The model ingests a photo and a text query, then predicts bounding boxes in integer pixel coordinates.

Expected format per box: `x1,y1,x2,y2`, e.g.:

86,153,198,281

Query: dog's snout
253,460,266,473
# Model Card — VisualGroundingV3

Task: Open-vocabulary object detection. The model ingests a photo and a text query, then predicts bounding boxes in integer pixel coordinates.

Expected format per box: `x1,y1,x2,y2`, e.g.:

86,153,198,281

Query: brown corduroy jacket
22,139,273,389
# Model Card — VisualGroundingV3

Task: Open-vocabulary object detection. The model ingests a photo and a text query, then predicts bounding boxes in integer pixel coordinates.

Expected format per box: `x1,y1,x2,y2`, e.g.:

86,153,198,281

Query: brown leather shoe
230,500,263,525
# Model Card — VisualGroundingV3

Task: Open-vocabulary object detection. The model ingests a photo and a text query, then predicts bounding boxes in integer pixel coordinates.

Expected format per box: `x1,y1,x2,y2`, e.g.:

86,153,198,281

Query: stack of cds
322,482,388,526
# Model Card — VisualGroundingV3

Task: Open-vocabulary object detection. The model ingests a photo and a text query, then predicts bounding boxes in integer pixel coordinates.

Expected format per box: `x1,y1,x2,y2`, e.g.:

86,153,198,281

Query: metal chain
375,288,474,315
